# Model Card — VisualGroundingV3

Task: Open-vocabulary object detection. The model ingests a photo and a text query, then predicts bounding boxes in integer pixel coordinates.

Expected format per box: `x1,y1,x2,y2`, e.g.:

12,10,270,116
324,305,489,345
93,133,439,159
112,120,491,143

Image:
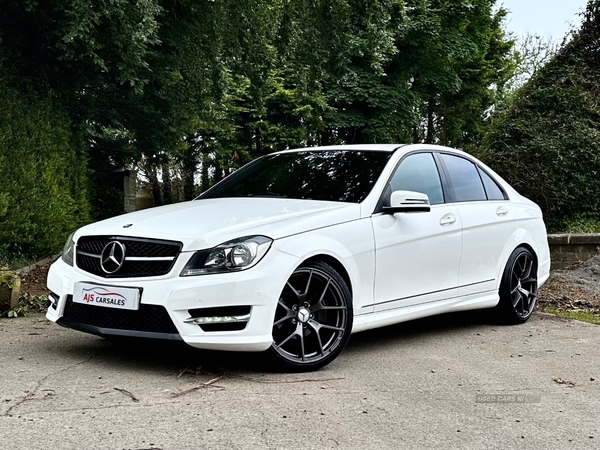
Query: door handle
496,207,508,217
440,214,456,226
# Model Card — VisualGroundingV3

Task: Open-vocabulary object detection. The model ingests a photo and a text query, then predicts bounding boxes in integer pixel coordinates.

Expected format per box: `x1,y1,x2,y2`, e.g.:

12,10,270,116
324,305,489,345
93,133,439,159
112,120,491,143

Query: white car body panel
272,218,377,314
46,143,551,356
75,198,360,251
454,201,517,296
370,204,462,311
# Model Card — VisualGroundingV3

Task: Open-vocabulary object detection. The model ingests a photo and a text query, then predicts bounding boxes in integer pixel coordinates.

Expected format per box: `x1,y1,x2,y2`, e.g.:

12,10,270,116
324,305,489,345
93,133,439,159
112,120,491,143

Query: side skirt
351,291,498,334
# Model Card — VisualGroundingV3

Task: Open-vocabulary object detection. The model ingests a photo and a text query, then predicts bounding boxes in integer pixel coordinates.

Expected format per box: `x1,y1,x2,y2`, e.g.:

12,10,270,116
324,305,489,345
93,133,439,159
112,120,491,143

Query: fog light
184,314,250,325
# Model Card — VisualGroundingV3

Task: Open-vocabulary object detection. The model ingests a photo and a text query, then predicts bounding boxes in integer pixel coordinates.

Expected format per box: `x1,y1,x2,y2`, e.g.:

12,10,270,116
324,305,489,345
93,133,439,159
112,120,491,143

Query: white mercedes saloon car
46,144,550,371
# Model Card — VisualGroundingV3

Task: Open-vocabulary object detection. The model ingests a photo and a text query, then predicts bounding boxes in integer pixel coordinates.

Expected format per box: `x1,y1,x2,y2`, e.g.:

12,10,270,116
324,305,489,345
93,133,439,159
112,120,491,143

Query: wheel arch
516,242,538,264
300,254,353,297
495,226,541,289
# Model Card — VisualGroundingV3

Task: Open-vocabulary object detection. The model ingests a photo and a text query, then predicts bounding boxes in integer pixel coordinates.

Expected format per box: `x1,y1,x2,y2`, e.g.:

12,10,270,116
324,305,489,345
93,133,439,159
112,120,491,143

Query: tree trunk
255,124,262,155
147,164,163,207
200,152,210,193
425,97,435,144
182,144,197,201
161,158,173,205
214,158,223,184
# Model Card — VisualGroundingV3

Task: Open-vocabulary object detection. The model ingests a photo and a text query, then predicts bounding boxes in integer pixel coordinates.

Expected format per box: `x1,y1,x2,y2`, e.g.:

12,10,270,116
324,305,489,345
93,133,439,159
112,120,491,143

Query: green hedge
0,85,90,259
483,5,600,232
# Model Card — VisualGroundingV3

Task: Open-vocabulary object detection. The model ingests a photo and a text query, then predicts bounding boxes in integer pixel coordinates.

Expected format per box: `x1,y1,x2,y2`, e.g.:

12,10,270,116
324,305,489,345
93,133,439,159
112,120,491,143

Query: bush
483,2,600,232
0,84,90,259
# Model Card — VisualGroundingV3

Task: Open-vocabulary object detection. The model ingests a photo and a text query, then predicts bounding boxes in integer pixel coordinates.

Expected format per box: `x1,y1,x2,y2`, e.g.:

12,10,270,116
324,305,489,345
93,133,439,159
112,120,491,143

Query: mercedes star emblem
100,241,126,274
297,307,310,323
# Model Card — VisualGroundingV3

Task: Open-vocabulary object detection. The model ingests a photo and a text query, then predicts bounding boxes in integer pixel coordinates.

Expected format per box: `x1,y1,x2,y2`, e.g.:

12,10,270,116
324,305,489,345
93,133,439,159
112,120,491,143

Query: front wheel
495,247,538,324
267,260,353,372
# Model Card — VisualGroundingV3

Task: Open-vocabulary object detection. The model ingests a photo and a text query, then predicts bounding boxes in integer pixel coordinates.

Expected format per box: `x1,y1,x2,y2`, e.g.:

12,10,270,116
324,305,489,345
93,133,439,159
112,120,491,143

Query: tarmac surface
0,311,598,450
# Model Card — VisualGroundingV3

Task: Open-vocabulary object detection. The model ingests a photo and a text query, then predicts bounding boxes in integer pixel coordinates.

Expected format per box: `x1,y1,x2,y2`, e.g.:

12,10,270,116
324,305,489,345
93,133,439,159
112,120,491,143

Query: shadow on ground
39,309,510,376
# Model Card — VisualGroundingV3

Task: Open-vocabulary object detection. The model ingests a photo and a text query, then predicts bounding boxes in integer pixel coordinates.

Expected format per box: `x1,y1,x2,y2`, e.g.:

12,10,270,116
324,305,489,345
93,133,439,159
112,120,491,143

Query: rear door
438,153,517,296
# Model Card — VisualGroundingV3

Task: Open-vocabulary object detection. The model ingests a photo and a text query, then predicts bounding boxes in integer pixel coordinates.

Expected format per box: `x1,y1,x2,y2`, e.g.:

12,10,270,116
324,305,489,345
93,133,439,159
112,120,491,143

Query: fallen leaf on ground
553,378,575,387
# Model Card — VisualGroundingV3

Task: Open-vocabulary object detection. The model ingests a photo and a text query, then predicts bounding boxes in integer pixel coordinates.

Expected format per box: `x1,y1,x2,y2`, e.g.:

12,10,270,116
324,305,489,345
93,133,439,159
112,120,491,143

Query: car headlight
180,235,273,276
62,232,75,266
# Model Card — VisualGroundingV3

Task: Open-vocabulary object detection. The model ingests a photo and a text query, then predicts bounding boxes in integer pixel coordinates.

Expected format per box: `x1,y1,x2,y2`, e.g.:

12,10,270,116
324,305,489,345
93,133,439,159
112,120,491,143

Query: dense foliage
0,0,520,259
483,1,600,231
0,83,89,259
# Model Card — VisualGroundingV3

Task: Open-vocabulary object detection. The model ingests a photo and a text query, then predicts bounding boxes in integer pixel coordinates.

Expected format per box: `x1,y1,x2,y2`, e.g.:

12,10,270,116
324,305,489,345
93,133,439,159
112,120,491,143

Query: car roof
276,144,405,153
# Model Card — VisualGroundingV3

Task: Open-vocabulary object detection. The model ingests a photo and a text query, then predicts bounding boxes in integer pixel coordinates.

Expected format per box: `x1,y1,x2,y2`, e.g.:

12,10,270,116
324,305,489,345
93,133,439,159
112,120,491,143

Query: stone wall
122,169,137,213
548,234,600,270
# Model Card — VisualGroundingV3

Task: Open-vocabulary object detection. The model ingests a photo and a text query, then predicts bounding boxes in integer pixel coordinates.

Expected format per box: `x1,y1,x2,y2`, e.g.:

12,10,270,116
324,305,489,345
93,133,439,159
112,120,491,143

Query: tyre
267,260,353,372
495,247,538,324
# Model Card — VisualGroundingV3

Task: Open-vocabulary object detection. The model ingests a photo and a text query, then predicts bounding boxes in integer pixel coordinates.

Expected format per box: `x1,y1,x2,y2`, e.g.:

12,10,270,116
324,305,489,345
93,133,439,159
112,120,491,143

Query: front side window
389,153,445,205
200,150,392,203
440,154,486,202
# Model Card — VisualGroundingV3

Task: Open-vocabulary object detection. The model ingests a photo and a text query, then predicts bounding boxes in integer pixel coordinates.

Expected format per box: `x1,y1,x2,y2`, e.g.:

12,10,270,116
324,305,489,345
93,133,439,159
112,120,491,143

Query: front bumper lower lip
56,316,183,341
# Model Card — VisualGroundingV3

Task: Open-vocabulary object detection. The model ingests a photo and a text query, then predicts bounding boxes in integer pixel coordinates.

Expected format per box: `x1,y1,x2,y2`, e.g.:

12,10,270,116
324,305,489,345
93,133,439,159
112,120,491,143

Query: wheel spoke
277,299,292,313
274,310,295,326
511,271,519,286
512,291,521,308
316,323,344,332
286,282,301,301
523,295,531,313
522,259,533,280
318,279,331,304
274,299,296,326
274,327,298,349
304,269,313,297
312,304,345,312
517,256,526,276
307,320,325,356
298,322,306,361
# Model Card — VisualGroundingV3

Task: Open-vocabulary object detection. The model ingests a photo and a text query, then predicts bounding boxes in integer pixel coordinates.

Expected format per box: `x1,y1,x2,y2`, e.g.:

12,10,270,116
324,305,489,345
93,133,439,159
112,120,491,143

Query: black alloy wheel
268,260,353,371
496,247,538,324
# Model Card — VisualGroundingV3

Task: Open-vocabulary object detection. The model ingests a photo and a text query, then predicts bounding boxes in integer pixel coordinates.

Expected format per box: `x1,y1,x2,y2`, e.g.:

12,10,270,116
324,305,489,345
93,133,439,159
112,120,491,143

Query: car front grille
75,236,182,278
62,295,179,334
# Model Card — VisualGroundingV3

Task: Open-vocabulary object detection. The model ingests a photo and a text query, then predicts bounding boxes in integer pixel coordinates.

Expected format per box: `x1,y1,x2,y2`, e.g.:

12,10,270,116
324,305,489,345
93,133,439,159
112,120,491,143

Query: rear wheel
495,247,538,324
267,260,353,372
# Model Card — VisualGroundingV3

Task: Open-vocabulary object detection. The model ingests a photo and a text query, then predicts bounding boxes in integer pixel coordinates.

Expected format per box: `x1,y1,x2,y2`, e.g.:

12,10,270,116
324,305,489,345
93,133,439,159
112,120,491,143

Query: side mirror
383,190,431,214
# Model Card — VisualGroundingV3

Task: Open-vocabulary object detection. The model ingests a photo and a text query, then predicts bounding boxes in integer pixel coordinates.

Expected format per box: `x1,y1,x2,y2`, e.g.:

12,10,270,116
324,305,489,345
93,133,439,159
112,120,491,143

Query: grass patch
544,308,600,325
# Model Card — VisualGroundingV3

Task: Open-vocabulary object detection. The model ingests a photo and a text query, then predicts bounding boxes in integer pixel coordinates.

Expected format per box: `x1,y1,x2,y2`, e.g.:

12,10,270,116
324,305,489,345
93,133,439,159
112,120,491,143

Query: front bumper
46,247,299,352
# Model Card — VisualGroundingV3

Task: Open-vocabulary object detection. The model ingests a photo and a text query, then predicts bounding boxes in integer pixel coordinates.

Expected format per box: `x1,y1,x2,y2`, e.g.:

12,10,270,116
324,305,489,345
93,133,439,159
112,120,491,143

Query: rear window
440,154,487,202
477,167,507,200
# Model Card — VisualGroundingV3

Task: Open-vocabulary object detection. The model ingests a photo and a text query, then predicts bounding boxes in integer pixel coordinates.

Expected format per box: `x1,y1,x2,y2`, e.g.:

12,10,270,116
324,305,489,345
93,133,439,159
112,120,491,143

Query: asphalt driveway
0,311,598,450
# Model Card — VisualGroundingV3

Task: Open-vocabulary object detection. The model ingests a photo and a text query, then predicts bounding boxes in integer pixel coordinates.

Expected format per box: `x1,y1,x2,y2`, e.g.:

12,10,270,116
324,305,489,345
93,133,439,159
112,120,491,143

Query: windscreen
200,150,392,203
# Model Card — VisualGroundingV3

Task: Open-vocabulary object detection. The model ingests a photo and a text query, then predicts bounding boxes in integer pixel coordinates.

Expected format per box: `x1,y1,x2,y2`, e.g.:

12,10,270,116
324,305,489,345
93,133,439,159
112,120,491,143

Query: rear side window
477,167,507,200
440,154,486,202
389,153,444,205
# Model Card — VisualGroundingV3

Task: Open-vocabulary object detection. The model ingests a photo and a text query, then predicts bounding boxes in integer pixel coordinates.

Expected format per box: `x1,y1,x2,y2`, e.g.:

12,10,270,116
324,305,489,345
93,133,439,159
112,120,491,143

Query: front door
370,152,462,312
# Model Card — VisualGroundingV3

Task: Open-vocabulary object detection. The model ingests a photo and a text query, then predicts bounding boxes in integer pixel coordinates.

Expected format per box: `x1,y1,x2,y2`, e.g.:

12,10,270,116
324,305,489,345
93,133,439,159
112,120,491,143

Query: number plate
73,282,141,311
